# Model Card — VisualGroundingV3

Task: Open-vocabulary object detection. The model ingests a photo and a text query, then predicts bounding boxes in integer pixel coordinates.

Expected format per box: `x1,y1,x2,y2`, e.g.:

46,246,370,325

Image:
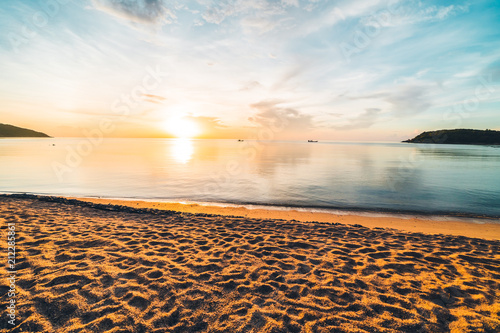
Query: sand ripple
1,196,499,332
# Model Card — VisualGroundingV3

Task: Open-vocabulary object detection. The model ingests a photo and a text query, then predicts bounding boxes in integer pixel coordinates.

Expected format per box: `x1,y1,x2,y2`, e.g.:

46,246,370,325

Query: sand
1,195,499,332
71,197,500,241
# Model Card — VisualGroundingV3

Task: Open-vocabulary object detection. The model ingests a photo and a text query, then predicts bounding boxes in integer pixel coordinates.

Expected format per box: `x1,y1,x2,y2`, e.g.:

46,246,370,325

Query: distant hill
403,129,500,145
0,123,51,138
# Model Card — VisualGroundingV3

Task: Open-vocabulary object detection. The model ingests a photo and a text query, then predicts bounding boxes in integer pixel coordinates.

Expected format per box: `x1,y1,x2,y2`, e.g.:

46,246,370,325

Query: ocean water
1,138,500,218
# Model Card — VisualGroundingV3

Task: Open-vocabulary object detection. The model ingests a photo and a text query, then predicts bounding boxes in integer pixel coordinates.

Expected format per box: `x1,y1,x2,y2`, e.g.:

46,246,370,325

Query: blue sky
1,0,499,141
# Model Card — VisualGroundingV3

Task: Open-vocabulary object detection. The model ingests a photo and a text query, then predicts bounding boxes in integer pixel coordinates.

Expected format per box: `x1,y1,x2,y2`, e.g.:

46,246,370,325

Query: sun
164,117,200,139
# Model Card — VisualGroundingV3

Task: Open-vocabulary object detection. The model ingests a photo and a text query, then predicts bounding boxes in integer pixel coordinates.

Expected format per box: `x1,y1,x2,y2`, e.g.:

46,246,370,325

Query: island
0,123,51,138
403,129,500,145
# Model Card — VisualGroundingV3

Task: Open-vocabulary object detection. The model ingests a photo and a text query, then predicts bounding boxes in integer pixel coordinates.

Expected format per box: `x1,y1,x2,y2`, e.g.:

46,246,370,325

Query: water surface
1,138,499,218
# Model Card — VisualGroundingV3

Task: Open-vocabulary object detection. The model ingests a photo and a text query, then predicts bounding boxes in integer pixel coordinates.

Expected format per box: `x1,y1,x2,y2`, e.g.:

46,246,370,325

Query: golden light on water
171,138,194,164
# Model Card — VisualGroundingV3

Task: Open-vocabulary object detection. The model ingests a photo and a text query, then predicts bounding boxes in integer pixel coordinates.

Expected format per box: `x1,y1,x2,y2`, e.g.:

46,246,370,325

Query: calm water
1,138,500,218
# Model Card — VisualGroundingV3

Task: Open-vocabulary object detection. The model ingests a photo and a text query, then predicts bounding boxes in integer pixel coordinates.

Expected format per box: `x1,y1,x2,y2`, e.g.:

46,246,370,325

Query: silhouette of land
404,129,500,145
0,123,51,138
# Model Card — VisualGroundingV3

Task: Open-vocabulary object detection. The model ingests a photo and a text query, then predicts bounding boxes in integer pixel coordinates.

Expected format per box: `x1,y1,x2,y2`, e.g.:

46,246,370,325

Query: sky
0,0,499,141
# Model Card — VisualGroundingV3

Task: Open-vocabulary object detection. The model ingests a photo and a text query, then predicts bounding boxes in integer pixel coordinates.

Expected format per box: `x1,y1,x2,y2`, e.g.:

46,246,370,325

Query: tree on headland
403,129,500,145
0,123,51,138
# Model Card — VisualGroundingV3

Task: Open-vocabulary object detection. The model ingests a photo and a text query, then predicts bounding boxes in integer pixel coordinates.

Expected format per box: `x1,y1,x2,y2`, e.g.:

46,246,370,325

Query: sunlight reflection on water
170,139,194,164
1,138,499,217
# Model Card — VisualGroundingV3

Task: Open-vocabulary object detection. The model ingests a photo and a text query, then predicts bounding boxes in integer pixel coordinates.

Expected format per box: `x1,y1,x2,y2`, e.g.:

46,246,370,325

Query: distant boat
308,140,318,143
238,139,244,142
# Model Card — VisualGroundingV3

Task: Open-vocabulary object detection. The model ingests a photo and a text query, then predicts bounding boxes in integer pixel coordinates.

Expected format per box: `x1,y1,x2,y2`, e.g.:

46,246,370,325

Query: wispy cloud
385,86,433,117
201,0,276,25
363,3,470,27
92,0,176,25
143,94,167,104
333,108,382,130
241,16,290,34
350,85,434,119
249,100,314,131
1,0,499,140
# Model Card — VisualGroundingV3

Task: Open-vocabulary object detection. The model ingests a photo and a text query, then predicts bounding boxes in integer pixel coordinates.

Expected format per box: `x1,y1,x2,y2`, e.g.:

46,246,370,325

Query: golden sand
1,195,499,332
73,197,500,241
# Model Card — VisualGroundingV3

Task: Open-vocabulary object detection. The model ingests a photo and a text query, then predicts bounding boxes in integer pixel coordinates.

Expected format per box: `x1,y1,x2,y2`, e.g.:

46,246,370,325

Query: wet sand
1,195,499,332
72,197,500,241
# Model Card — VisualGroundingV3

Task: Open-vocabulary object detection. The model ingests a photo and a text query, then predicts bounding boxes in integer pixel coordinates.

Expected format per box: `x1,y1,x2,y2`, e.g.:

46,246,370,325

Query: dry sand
1,195,499,332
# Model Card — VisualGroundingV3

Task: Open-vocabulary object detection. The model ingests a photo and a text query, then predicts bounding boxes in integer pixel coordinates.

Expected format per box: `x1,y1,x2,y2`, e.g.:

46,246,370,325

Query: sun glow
164,117,200,138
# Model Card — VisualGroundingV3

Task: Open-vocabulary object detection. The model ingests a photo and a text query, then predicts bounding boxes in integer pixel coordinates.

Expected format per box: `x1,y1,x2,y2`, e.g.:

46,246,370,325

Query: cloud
384,86,432,117
333,108,382,130
333,85,434,130
201,0,248,25
187,115,227,129
363,3,470,28
241,16,285,34
299,0,385,36
271,65,305,91
201,0,286,25
92,0,176,25
4,0,498,140
184,115,252,139
281,0,299,7
143,94,167,104
239,80,263,91
416,4,469,22
249,100,314,131
352,85,433,118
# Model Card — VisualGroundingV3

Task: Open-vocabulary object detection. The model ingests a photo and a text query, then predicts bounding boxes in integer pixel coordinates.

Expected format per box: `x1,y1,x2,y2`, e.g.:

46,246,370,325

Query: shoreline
68,196,500,241
2,193,499,240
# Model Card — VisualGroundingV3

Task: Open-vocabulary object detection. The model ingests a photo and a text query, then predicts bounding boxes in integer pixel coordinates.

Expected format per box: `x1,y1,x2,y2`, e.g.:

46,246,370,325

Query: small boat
238,139,244,142
308,140,318,143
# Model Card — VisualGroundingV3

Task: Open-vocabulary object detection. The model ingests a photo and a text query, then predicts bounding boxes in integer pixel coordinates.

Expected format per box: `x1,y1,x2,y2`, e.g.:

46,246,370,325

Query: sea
1,138,499,220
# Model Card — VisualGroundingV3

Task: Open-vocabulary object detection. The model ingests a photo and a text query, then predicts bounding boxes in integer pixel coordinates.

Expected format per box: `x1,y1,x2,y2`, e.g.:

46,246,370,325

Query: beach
1,194,499,332
71,197,500,241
